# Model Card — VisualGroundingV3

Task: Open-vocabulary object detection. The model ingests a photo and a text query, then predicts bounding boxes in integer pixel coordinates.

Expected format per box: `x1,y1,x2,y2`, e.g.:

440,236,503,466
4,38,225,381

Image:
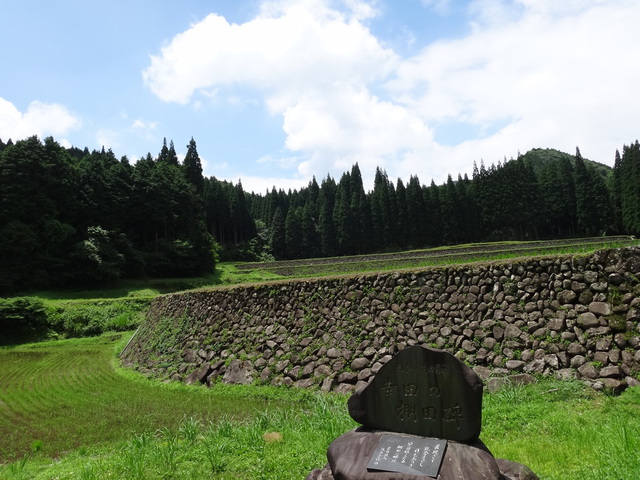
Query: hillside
520,147,612,179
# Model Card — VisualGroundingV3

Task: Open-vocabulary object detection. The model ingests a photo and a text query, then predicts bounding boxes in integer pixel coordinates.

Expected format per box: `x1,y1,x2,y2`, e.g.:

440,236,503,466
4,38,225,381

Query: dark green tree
333,173,355,255
618,141,640,235
318,175,338,257
406,175,426,248
183,138,204,194
285,206,304,259
269,207,286,259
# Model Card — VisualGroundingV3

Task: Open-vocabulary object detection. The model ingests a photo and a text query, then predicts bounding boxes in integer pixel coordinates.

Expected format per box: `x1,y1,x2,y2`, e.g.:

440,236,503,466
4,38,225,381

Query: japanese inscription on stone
348,346,483,442
366,434,447,478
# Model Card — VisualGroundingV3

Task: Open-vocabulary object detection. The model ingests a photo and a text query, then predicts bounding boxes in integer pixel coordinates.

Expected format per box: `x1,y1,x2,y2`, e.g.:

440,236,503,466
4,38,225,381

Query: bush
0,297,48,343
46,298,151,338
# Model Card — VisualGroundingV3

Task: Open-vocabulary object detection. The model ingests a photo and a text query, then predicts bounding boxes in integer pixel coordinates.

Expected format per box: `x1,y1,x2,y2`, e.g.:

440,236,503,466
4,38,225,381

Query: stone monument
307,345,539,480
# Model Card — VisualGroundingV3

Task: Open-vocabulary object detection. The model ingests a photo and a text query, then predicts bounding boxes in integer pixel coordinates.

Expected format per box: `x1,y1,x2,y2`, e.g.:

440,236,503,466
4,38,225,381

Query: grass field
2,238,639,479
0,334,347,473
1,334,639,479
234,236,638,279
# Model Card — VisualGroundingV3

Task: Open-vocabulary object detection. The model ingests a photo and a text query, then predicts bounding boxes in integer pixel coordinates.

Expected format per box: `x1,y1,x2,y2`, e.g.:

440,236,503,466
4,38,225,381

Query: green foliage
617,141,640,235
0,297,48,343
45,298,151,338
68,226,128,283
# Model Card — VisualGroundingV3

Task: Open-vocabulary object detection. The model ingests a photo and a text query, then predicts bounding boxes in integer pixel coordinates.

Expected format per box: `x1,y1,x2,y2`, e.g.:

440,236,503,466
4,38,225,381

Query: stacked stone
120,247,640,393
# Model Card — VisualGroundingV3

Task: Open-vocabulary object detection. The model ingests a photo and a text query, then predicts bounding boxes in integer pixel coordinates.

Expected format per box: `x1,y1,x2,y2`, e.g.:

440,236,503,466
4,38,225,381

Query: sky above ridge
1,0,639,193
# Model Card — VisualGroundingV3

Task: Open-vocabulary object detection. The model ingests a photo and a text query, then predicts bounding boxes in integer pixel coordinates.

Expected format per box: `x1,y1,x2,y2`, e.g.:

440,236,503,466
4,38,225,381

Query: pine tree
619,141,640,235
406,175,426,248
574,147,598,235
611,150,624,233
269,207,286,259
158,138,170,164
395,178,409,249
349,164,372,253
424,180,443,246
229,181,256,244
441,175,460,244
318,175,337,257
285,206,304,259
333,173,355,255
183,138,204,194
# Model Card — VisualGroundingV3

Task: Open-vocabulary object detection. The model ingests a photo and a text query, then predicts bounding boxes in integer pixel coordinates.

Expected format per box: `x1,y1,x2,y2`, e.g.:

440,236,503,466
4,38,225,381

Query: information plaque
366,434,447,478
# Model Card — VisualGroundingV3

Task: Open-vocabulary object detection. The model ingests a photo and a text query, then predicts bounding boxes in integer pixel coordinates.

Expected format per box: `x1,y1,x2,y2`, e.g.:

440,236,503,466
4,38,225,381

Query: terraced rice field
0,334,292,461
235,236,637,277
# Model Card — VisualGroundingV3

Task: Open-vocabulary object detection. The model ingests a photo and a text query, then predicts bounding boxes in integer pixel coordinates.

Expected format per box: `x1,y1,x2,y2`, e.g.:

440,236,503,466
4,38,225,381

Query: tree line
248,144,640,259
1,135,639,294
0,136,254,293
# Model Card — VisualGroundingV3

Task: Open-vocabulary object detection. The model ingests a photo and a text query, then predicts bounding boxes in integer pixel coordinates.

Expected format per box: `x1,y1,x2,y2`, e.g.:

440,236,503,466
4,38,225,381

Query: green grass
29,275,222,301
210,263,284,285
1,335,640,479
233,237,639,280
483,380,640,479
0,334,336,465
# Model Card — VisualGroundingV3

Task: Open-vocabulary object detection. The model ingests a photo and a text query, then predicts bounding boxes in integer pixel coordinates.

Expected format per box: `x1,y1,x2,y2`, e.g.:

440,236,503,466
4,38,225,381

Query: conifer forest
1,135,639,294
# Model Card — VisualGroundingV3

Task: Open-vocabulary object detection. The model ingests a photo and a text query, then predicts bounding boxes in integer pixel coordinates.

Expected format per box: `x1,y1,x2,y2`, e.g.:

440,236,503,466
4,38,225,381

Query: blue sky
1,0,639,193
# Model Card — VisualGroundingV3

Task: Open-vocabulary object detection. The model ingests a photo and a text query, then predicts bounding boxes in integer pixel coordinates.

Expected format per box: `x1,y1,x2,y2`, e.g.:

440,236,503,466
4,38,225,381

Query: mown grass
1,335,639,479
0,334,335,465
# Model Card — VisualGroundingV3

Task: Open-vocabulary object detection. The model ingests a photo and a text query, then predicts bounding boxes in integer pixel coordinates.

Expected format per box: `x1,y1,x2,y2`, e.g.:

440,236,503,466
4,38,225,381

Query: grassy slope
0,334,328,462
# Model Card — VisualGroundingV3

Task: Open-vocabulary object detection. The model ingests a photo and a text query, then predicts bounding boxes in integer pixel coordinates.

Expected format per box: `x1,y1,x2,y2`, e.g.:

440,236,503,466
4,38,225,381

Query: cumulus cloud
0,98,80,142
390,0,640,169
144,0,640,189
143,0,395,105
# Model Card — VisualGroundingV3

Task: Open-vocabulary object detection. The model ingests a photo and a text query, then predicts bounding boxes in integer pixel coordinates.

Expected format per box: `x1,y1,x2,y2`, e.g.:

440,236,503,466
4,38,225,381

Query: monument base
306,428,539,480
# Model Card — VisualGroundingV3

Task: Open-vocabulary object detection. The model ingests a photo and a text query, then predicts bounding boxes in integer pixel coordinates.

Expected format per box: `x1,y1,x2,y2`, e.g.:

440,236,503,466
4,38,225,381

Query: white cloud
389,0,640,171
0,98,80,142
144,0,640,189
131,119,158,140
143,1,394,106
221,174,309,195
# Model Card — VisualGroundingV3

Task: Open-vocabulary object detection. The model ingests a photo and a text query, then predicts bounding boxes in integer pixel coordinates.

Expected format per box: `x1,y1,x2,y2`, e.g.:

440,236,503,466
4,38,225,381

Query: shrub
0,297,48,343
46,298,151,338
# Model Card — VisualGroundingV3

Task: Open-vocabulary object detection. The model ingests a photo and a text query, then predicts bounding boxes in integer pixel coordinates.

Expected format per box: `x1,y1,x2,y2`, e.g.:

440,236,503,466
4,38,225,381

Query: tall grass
483,379,640,479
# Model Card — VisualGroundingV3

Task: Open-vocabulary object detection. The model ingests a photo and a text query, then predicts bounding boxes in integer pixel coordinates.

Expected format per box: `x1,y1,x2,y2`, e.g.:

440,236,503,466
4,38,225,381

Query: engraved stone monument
348,346,483,442
307,346,539,480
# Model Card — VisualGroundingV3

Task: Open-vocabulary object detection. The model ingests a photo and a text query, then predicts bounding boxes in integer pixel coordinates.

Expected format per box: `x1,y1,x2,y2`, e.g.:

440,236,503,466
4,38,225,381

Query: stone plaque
348,346,483,442
326,429,504,480
367,434,446,478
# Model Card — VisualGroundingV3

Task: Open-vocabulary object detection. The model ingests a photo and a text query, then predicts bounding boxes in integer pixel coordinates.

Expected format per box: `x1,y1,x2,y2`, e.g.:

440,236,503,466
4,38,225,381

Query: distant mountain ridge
520,147,611,179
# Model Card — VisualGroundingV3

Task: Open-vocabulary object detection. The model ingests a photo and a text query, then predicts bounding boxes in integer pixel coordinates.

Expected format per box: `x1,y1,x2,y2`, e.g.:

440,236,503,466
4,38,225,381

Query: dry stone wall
121,247,640,393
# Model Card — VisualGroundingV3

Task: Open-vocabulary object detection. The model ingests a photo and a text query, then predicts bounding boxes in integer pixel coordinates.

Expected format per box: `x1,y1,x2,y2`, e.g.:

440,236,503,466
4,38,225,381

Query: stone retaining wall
121,247,640,393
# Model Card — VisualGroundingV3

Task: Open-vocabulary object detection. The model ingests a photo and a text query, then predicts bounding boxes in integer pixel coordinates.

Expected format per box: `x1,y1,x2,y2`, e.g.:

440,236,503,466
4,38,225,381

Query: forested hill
520,148,612,179
1,135,639,294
